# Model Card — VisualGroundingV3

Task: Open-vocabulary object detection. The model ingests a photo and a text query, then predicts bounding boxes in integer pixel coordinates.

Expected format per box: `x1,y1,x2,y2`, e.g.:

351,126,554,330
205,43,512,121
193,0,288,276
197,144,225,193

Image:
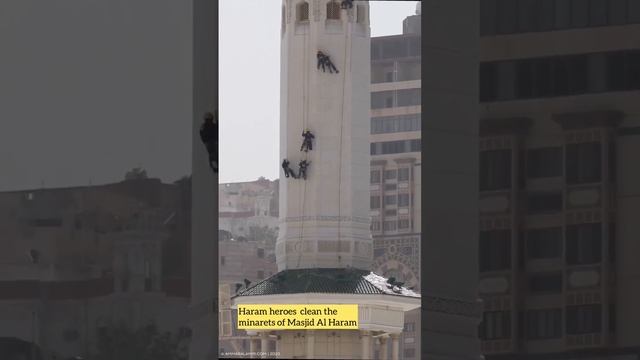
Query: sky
219,0,420,184
0,0,418,191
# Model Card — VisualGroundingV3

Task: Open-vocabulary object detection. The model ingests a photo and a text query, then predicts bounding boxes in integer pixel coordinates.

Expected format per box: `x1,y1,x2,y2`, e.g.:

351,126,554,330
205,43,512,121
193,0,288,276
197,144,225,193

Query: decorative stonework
423,295,483,318
312,0,321,21
284,215,371,224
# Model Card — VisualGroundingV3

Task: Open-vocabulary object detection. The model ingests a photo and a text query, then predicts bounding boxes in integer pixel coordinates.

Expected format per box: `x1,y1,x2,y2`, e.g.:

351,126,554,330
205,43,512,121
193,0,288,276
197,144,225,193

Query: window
527,309,562,339
397,60,421,81
567,223,602,265
529,273,563,293
608,0,628,25
370,196,381,209
384,195,396,206
404,322,415,332
297,2,309,22
398,168,410,181
555,0,572,29
480,149,512,191
527,227,563,259
371,140,420,155
567,304,602,334
357,5,366,23
518,0,538,32
371,170,381,183
528,147,563,178
398,194,410,207
373,247,385,257
589,0,608,26
607,52,627,91
257,248,265,258
384,209,397,217
327,1,340,20
371,91,394,109
396,88,421,107
527,193,563,214
384,184,397,191
630,0,640,23
479,229,511,272
516,60,534,98
480,311,512,340
257,270,264,280
566,142,602,184
371,114,421,134
539,0,556,30
571,0,589,27
383,221,396,231
480,62,498,102
497,0,517,33
404,348,416,358
384,170,397,180
480,0,498,35
398,219,410,229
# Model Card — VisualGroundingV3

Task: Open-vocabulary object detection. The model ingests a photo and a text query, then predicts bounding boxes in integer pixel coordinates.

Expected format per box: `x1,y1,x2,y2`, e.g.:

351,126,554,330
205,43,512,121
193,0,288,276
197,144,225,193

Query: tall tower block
277,0,372,271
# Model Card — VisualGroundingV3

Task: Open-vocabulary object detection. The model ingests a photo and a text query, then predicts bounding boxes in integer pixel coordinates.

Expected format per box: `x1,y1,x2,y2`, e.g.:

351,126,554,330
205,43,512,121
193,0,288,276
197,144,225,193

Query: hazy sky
219,1,419,184
0,0,418,191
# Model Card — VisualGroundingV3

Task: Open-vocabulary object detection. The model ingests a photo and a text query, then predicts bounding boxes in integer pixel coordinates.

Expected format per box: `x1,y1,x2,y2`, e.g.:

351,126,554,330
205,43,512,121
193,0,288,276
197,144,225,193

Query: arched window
297,1,309,22
357,5,367,24
327,1,341,20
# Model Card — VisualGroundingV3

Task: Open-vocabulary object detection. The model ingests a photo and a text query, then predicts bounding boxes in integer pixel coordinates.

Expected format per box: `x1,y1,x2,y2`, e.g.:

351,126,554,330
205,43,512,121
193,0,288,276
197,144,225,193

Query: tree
124,167,148,180
93,322,190,360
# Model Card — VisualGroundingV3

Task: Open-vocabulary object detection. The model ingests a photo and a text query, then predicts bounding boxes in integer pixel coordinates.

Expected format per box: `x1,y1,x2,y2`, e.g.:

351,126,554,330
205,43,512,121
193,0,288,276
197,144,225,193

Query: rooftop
233,268,420,299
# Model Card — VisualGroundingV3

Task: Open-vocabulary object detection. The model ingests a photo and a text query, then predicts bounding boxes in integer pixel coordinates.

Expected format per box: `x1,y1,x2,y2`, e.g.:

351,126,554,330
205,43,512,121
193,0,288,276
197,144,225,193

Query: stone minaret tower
276,0,372,271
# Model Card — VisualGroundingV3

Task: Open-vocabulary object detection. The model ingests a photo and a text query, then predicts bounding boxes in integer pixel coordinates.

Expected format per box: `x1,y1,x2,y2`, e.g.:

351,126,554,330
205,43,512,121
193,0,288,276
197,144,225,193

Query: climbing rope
296,28,310,269
336,17,352,266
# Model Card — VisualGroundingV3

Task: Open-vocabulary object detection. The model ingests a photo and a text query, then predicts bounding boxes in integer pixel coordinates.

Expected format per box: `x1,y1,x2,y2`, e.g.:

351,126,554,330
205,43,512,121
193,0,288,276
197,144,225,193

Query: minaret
233,3,419,359
276,0,372,271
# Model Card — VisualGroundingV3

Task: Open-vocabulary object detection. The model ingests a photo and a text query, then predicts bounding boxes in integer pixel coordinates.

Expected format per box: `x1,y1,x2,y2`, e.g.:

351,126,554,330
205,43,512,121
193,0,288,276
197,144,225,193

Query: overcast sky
220,0,419,184
0,1,418,191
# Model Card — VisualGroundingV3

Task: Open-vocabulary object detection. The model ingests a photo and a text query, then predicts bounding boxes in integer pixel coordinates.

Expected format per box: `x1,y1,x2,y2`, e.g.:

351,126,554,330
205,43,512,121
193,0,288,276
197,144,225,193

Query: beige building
478,0,640,358
369,7,422,360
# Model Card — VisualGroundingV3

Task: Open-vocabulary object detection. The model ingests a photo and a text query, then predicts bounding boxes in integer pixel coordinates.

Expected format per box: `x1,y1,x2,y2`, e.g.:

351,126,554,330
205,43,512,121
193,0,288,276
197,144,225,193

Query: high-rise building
369,5,422,359
478,1,640,358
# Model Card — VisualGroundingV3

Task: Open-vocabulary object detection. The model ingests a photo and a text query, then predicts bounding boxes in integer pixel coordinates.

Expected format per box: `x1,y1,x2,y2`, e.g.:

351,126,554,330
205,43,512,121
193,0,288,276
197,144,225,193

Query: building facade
369,6,422,359
478,0,640,358
0,178,192,359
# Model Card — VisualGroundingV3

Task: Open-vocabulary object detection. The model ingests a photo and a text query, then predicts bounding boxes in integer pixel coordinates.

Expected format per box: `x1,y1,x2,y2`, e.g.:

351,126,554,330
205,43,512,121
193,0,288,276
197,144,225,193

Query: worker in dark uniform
317,51,327,72
199,111,218,173
298,160,310,180
300,129,315,152
317,51,339,74
282,159,297,179
341,0,353,9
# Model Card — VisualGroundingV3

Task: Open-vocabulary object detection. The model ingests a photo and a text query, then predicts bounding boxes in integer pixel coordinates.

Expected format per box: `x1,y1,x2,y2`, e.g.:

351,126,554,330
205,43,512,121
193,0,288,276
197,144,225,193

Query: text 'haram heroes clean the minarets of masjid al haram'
236,304,358,330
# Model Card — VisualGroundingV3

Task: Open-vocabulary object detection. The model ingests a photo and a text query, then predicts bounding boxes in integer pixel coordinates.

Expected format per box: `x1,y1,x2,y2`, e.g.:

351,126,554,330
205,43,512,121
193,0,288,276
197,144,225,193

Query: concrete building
232,1,420,359
478,0,640,358
0,178,192,359
369,4,422,359
219,178,279,241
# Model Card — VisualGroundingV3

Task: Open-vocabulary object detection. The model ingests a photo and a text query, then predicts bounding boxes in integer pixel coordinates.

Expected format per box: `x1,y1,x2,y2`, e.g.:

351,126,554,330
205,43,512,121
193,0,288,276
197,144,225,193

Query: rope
296,27,310,269
336,17,351,266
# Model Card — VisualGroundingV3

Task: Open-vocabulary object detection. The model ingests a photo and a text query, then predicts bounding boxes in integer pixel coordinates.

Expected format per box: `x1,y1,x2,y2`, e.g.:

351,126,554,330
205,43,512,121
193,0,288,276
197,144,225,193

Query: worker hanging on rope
341,0,354,9
300,129,315,152
317,51,339,74
199,111,218,173
298,160,310,180
282,159,298,179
